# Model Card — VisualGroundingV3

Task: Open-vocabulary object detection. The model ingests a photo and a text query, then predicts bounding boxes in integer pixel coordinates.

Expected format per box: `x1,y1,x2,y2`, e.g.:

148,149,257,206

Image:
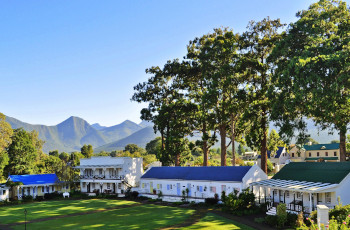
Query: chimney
308,141,313,146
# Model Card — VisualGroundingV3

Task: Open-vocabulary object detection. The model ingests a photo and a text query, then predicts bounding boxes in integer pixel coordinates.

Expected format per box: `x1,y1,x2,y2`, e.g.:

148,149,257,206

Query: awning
74,165,123,169
250,179,338,193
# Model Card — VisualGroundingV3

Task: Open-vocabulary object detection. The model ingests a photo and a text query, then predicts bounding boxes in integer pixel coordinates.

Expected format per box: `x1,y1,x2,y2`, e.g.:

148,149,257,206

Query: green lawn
0,199,136,224
13,204,196,230
181,213,255,230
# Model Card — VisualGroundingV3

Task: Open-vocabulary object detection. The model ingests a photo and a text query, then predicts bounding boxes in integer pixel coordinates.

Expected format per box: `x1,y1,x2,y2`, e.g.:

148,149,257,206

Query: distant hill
91,123,107,130
99,120,143,143
94,126,158,152
139,120,154,128
6,116,108,153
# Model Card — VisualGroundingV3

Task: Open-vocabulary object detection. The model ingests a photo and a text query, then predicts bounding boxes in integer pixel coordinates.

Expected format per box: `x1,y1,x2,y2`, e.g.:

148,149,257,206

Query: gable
141,166,252,182
273,162,350,184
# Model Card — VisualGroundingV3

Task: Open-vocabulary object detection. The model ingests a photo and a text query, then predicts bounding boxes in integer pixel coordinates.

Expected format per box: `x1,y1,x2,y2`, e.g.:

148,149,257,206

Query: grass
0,199,136,224
180,213,255,230
13,204,195,230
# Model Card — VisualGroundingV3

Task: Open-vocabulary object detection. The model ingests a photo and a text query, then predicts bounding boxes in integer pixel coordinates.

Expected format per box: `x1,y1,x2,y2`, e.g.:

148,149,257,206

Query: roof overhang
74,165,123,169
250,179,339,193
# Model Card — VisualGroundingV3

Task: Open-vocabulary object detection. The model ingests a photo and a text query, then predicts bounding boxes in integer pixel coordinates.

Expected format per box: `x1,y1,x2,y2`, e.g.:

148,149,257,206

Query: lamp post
24,209,27,230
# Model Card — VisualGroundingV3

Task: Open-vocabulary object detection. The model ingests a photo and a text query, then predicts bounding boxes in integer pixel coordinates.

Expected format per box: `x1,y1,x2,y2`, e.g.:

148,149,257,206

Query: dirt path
0,203,142,230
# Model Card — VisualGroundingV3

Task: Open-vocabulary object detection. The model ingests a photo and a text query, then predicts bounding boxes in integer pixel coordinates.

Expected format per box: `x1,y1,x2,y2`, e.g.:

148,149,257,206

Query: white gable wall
334,173,350,205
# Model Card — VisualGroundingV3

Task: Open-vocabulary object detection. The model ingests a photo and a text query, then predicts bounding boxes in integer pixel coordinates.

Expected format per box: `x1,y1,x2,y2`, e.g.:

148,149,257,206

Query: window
197,186,200,192
142,183,145,188
42,187,44,193
52,186,55,192
318,193,322,203
92,183,95,189
297,192,301,199
325,193,331,203
27,188,30,194
292,153,294,157
334,152,337,156
309,152,312,157
210,186,216,193
107,183,110,189
298,152,301,157
317,152,320,157
325,152,328,156
118,183,121,189
99,169,102,175
66,185,69,189
222,185,226,192
46,186,49,193
286,191,290,198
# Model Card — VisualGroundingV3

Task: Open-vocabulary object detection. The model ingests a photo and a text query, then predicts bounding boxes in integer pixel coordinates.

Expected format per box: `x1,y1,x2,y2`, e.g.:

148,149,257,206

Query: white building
139,165,267,203
75,156,143,194
257,147,290,172
6,174,69,200
250,162,350,215
289,143,340,162
0,184,9,201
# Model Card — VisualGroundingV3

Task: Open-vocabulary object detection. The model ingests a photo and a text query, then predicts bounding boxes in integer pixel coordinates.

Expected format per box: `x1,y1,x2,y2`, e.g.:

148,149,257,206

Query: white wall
0,187,9,201
139,179,243,199
335,173,350,205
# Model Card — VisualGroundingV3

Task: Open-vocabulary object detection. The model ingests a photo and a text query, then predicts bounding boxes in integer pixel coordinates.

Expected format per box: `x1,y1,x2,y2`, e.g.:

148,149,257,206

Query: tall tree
132,60,195,166
239,17,285,173
186,28,246,166
6,128,38,175
81,144,93,158
0,113,12,180
271,0,350,161
146,137,162,155
267,129,285,156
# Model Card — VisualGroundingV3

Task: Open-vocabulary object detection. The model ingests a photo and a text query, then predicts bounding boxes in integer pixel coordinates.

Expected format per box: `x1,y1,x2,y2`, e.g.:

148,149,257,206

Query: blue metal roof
141,166,252,182
8,174,59,185
258,147,285,159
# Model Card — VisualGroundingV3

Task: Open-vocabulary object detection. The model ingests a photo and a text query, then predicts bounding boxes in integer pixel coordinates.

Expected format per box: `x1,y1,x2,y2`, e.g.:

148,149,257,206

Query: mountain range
5,115,155,153
4,114,340,154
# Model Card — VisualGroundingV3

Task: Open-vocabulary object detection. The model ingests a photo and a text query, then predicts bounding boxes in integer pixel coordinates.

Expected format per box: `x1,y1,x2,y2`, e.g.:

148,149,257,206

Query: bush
44,192,61,200
254,217,265,224
286,212,298,228
22,195,33,202
205,197,218,205
265,215,278,227
277,203,287,228
125,191,139,200
222,188,257,215
35,196,44,201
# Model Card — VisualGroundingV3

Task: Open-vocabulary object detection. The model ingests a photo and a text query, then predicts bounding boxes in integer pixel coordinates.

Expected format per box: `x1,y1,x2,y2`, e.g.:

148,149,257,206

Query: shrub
221,191,226,203
277,203,287,228
44,192,61,200
125,190,139,200
265,215,278,227
22,195,33,202
205,197,218,205
35,196,44,201
157,191,163,199
286,212,298,228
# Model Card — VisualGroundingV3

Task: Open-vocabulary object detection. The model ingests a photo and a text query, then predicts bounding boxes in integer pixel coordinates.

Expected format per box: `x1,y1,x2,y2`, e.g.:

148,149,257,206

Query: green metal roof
273,162,350,184
305,157,339,161
304,143,339,151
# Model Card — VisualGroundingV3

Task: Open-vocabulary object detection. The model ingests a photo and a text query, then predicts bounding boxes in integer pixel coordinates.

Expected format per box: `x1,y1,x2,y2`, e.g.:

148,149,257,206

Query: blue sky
0,0,326,126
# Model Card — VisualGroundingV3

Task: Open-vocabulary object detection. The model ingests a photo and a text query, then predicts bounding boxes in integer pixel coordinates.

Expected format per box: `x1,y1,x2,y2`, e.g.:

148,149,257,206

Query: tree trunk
260,113,268,174
231,114,236,166
219,124,226,166
203,123,208,166
340,128,346,162
175,154,180,166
